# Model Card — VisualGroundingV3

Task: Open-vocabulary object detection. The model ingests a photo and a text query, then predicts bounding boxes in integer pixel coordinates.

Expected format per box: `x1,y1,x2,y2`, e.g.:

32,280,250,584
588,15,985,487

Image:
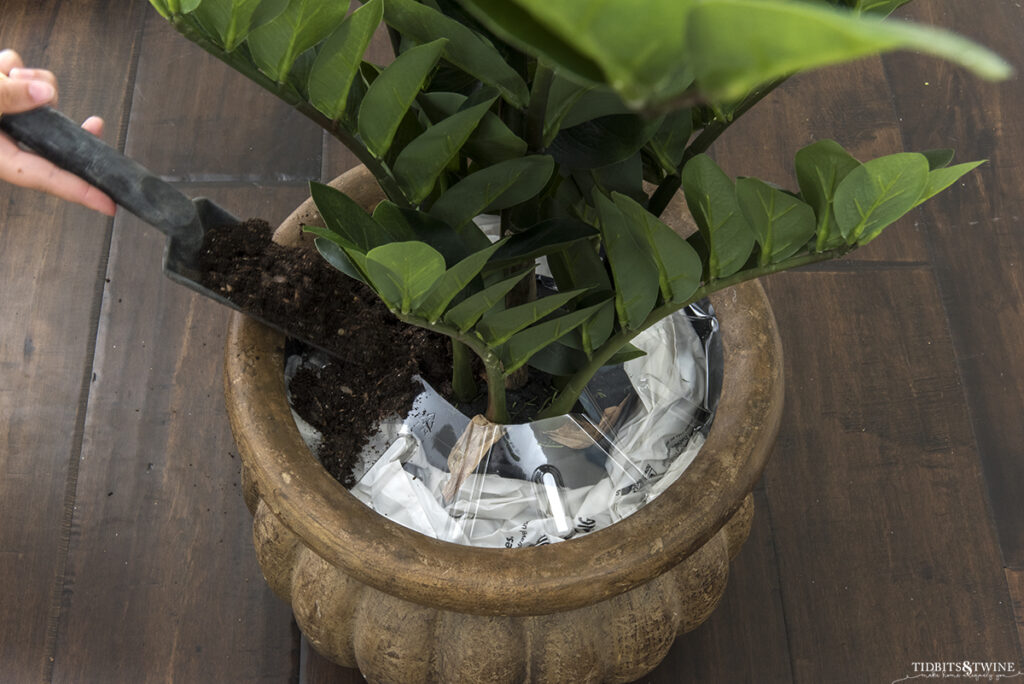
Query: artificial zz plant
150,0,1008,424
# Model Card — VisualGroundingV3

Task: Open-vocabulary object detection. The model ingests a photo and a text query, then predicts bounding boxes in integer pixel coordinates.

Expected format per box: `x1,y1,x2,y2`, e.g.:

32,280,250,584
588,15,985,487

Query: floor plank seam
877,37,1016,574
40,10,147,680
758,487,799,683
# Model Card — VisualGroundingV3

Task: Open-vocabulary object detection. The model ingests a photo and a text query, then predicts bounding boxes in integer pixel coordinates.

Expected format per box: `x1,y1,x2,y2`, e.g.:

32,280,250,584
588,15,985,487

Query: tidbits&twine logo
892,661,1022,682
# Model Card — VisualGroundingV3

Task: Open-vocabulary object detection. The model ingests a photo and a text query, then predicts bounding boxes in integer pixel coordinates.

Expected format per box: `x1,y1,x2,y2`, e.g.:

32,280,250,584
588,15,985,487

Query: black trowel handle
0,106,198,239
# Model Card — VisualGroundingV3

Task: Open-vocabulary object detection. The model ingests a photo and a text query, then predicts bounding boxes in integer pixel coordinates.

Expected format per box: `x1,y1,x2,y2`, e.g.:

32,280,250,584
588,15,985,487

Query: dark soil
198,219,453,485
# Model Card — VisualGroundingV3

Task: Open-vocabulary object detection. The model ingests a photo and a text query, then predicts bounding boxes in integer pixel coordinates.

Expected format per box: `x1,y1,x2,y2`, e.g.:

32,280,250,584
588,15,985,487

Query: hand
0,49,116,216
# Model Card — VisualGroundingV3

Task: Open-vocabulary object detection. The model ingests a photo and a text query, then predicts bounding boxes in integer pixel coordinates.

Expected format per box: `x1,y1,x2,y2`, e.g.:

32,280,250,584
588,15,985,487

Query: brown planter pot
223,165,784,683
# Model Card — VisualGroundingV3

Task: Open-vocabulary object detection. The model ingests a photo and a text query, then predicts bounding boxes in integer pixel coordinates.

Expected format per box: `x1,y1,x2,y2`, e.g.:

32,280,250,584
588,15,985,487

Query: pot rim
223,165,784,616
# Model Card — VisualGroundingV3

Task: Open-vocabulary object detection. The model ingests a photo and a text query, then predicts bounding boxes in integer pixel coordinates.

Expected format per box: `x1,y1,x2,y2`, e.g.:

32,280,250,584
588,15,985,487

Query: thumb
0,75,55,114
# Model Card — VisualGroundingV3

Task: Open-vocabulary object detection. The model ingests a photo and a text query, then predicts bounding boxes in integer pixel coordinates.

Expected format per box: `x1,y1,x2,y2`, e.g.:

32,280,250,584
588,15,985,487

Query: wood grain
0,2,146,681
126,10,321,183
762,269,1021,682
882,0,1024,570
48,8,322,682
652,488,793,683
1008,569,1024,659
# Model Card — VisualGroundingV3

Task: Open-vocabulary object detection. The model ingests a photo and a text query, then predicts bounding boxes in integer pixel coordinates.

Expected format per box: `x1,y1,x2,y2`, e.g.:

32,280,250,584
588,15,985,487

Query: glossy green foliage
247,0,350,82
365,241,446,314
156,0,1000,422
795,139,861,250
308,0,382,120
499,301,610,375
429,156,554,230
681,154,755,279
736,178,816,265
393,98,496,203
381,0,529,107
594,193,660,330
612,193,701,303
358,39,448,159
458,0,1008,107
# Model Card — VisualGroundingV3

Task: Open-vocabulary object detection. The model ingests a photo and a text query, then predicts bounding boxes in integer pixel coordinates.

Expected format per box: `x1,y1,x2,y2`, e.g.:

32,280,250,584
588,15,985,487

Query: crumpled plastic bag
289,308,712,548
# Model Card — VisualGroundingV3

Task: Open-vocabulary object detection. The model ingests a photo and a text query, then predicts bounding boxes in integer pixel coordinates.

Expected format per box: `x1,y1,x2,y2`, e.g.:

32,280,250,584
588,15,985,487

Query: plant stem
538,245,852,419
451,341,477,403
647,77,788,218
170,14,410,208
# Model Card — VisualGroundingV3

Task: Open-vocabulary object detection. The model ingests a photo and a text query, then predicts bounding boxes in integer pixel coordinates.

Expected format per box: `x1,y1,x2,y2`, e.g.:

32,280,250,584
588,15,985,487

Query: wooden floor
1,2,1022,682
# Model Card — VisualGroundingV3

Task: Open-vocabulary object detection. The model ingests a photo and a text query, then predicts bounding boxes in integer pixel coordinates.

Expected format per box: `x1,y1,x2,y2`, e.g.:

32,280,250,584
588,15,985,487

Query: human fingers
0,73,56,114
0,49,24,75
0,134,116,215
81,115,104,138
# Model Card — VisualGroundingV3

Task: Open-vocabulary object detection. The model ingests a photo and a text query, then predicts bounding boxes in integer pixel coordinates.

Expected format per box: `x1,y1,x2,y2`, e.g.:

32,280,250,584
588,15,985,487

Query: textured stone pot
223,165,784,683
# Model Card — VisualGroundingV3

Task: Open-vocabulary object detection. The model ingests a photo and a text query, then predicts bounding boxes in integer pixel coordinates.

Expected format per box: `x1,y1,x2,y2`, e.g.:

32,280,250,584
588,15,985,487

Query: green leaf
413,240,506,323
247,0,351,82
542,73,591,146
357,39,447,158
419,92,527,164
922,148,955,170
527,338,644,376
381,0,529,107
594,192,660,330
313,236,367,284
455,0,607,87
309,181,393,250
365,241,446,314
834,152,930,244
181,0,202,12
547,245,613,351
444,270,531,332
795,139,861,251
688,0,1012,102
680,154,755,279
612,192,702,303
476,288,589,346
736,178,817,265
647,108,692,173
191,0,273,50
856,0,912,16
457,0,693,106
915,160,985,207
559,87,633,129
430,157,555,231
499,301,609,375
489,218,598,268
393,98,496,204
308,0,382,120
150,0,172,20
549,114,662,169
372,201,486,264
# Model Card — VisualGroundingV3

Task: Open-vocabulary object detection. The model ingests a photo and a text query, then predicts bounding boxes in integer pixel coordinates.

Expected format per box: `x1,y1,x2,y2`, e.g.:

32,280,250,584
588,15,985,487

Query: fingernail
28,81,54,103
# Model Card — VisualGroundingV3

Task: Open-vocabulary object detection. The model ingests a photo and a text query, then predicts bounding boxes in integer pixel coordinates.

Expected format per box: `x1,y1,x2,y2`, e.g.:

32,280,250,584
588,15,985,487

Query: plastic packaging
287,301,721,548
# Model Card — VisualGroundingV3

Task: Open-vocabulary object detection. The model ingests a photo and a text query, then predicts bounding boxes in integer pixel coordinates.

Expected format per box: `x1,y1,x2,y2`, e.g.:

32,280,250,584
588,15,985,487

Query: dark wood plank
49,9,323,681
761,269,1021,682
1009,570,1024,658
50,184,308,684
882,0,1024,569
712,59,928,264
127,9,321,183
0,2,147,681
648,488,793,683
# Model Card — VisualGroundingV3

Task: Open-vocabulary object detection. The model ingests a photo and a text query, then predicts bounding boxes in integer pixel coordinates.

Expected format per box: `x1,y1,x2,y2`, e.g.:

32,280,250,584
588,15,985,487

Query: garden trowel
0,105,316,347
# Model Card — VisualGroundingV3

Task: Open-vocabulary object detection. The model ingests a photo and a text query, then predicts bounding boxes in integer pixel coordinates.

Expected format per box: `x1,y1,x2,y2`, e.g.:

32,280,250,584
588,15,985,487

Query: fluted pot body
223,166,784,683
